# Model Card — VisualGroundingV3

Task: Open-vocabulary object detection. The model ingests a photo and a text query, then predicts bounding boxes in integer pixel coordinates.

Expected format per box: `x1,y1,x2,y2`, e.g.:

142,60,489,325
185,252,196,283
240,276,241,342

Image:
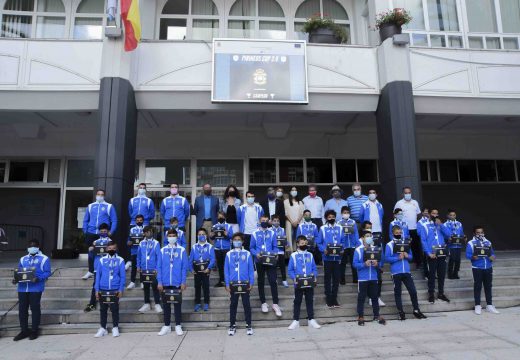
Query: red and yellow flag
121,0,141,52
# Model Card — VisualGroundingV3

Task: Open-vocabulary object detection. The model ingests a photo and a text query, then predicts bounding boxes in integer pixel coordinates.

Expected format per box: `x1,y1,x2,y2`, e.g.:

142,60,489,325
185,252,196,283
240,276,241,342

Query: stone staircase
1,251,519,336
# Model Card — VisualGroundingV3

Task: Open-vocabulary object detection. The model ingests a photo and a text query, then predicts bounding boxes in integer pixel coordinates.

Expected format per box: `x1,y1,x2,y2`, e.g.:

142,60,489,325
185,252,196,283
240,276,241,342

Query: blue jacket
194,195,220,229
160,195,190,229
385,240,413,275
128,196,155,225
337,218,360,248
317,223,345,262
163,228,187,248
237,203,264,233
17,253,51,293
296,221,319,242
224,249,255,287
443,220,465,249
136,238,161,271
354,245,381,281
157,245,189,287
189,242,216,272
389,219,410,240
94,254,126,292
128,225,144,256
83,201,118,235
288,250,317,281
250,228,277,262
271,225,286,254
211,222,234,250
417,217,431,241
466,238,495,270
360,200,384,227
424,225,450,256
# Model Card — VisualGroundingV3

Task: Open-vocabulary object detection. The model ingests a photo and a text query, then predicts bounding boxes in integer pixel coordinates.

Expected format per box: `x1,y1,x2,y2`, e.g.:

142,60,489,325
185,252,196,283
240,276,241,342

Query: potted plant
303,15,348,44
375,8,412,43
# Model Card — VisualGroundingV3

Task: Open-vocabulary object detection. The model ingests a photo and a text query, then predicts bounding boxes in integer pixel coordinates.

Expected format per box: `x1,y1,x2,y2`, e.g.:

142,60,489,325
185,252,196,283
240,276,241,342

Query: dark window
458,160,477,182
9,162,44,182
279,159,304,183
0,163,5,182
145,160,191,186
249,158,276,183
428,160,439,182
357,160,378,182
420,161,428,181
307,159,332,183
497,160,516,181
336,159,356,183
67,160,94,187
477,160,497,182
159,18,187,40
439,160,458,182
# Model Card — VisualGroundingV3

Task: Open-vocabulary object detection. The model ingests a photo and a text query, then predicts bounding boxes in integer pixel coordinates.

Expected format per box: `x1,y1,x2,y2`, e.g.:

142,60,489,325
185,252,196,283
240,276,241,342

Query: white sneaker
175,325,183,336
125,261,131,271
486,305,500,314
112,327,120,337
154,304,163,313
308,319,321,329
140,283,144,289
138,303,151,313
82,271,94,280
158,325,171,336
261,303,269,313
282,280,289,288
228,326,236,336
254,271,258,279
288,320,300,330
368,299,372,306
246,327,254,335
378,298,386,307
126,282,136,290
475,305,482,315
272,304,282,317
94,328,107,338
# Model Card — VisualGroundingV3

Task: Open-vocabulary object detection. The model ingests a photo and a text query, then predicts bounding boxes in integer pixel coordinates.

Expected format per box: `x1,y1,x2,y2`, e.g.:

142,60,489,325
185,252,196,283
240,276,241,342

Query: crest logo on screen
253,69,267,85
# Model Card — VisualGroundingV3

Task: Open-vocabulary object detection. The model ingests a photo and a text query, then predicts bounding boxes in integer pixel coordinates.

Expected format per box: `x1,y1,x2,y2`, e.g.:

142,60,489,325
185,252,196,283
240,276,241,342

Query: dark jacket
194,195,220,229
260,198,286,224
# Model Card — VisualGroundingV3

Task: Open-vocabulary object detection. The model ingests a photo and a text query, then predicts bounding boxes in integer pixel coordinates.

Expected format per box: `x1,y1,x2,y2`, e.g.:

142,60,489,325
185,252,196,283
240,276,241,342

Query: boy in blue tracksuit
128,183,155,225
157,229,189,336
354,230,385,326
389,208,410,240
211,211,234,287
137,226,162,313
337,206,360,285
385,226,427,321
287,235,321,330
271,214,289,288
317,209,346,308
444,209,465,279
13,239,51,341
225,232,255,336
296,210,321,265
164,217,187,248
466,226,499,315
84,223,113,313
250,215,282,316
94,241,126,338
189,228,216,312
361,221,385,307
126,215,144,289
417,207,432,278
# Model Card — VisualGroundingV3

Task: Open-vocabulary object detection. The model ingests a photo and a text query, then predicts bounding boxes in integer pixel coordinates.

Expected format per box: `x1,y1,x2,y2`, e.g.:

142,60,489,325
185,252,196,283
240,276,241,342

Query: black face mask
327,218,336,225
298,245,308,251
394,234,402,239
228,191,235,197
136,222,143,227
260,221,269,229
107,250,116,256
217,218,225,223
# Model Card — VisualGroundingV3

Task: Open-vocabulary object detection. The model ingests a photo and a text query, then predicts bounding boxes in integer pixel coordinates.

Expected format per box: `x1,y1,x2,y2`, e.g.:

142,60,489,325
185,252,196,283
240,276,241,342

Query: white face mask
342,214,350,220
368,193,377,201
276,191,283,198
404,193,412,201
353,190,361,197
96,195,104,203
167,237,177,245
138,188,146,196
290,191,297,197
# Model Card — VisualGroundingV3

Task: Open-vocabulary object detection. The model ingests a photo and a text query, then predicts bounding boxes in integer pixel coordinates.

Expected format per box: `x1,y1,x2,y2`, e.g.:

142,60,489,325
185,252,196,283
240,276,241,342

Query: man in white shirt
360,190,384,246
237,191,264,251
302,185,324,228
394,187,422,271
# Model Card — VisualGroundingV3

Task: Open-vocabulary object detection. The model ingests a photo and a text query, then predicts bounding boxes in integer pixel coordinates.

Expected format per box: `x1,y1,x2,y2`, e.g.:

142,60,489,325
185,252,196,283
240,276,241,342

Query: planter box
309,28,341,44
379,23,402,43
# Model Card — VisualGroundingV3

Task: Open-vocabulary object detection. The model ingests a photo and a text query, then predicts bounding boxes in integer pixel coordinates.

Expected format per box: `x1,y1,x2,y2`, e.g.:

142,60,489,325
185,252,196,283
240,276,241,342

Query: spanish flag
121,0,141,52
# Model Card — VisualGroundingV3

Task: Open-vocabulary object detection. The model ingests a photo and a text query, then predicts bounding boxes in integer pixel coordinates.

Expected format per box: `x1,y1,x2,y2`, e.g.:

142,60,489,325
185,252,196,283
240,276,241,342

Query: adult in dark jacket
260,186,286,225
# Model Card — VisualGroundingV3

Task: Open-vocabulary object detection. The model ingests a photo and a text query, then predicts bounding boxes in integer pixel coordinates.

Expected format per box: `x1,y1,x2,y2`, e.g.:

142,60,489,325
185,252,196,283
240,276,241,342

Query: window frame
227,0,287,40
71,0,107,40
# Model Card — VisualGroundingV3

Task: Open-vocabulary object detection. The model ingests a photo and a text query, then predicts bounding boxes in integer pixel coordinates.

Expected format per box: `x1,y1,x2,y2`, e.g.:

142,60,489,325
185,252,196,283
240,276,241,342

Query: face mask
168,237,177,245
228,191,235,197
404,194,412,201
138,188,146,196
233,240,242,248
171,224,178,229
394,234,402,240
368,193,377,201
260,221,269,229
170,188,178,195
107,249,116,256
272,221,280,228
309,191,317,198
431,216,438,222
217,218,225,224
204,190,212,196
198,235,207,243
476,234,485,240
100,233,108,238
303,216,311,222
342,214,350,220
247,197,255,205
268,193,275,200
353,190,361,197
327,218,336,225
96,195,104,203
136,222,143,227
276,191,283,198
365,237,374,246
298,245,308,251
396,214,403,220
27,247,39,255
333,191,341,199
290,191,297,197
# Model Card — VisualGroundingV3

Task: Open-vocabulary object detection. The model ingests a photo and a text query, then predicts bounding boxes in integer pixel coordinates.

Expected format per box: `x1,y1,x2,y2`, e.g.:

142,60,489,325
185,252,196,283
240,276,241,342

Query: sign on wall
212,39,308,104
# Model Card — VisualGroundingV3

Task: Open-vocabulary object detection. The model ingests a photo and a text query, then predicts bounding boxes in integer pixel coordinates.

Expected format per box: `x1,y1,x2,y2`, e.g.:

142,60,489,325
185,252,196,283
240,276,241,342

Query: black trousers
473,268,493,306
323,260,341,305
89,272,97,306
340,247,358,282
130,254,137,283
392,273,420,312
162,286,182,326
230,292,252,327
277,254,286,281
143,278,161,304
214,249,229,283
256,262,279,304
427,257,447,295
423,252,430,277
409,230,422,267
377,268,383,297
194,272,210,304
357,281,379,317
85,233,98,273
293,287,314,321
100,300,119,328
18,292,42,333
448,248,461,278
311,219,323,264
243,234,251,251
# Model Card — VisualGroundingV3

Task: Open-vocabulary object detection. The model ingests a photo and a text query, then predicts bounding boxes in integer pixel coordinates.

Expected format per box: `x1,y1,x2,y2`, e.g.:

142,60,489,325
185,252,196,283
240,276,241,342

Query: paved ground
1,307,519,360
